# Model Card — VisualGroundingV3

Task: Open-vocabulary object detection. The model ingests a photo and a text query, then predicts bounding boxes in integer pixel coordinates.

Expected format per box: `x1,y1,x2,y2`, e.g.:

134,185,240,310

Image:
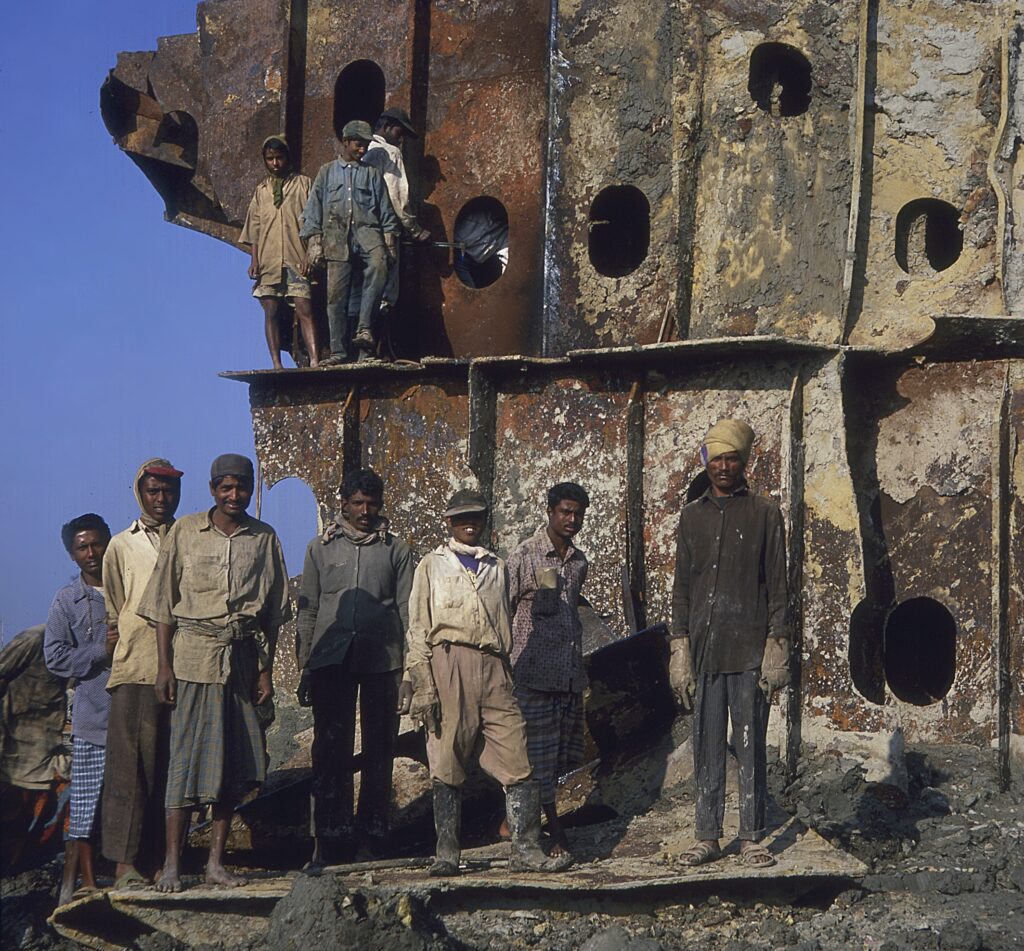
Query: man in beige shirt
240,134,320,369
402,489,571,876
101,458,183,887
139,454,291,893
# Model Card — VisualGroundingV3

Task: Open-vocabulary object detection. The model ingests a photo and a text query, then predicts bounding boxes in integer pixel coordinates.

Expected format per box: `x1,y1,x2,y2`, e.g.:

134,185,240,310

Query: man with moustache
669,419,791,869
296,468,413,866
139,454,290,892
100,459,183,888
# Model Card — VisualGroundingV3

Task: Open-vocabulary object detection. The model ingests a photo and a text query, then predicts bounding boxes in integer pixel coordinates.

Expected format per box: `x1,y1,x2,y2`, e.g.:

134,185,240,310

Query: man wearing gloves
101,459,183,888
669,419,790,869
401,489,572,877
296,468,413,865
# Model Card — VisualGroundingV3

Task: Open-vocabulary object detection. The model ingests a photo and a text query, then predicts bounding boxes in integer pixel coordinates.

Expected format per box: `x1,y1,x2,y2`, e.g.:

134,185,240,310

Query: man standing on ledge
669,419,791,869
139,454,291,892
302,120,400,366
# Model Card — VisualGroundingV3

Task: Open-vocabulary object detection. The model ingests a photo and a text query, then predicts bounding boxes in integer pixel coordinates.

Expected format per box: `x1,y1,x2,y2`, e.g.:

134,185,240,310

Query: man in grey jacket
296,468,414,865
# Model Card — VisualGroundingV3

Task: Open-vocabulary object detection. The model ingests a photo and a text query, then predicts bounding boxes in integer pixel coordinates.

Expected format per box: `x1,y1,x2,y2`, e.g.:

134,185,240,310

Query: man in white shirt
362,107,431,318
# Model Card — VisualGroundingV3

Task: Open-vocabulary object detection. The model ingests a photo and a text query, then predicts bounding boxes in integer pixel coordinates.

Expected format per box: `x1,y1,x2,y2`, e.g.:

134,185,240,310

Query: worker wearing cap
402,489,572,876
139,454,291,893
301,119,400,366
100,458,183,887
669,419,791,869
361,107,432,317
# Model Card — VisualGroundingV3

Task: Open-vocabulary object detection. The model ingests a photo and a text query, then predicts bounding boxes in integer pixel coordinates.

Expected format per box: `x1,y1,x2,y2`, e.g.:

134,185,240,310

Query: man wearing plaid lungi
507,482,590,859
44,513,116,905
139,454,290,893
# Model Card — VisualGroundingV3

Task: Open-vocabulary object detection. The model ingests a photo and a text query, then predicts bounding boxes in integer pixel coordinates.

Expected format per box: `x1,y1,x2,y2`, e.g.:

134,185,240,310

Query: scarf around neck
321,514,390,546
447,538,493,562
133,457,178,541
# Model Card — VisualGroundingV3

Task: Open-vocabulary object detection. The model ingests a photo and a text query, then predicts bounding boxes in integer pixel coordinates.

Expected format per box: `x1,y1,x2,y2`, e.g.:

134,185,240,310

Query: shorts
253,267,311,300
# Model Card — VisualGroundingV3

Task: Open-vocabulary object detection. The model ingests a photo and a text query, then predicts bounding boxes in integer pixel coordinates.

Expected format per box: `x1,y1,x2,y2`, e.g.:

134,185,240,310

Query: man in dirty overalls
669,419,791,869
301,120,400,365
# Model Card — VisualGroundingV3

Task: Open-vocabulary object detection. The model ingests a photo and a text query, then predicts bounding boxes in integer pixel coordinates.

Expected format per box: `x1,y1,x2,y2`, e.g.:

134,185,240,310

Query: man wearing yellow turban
669,418,791,868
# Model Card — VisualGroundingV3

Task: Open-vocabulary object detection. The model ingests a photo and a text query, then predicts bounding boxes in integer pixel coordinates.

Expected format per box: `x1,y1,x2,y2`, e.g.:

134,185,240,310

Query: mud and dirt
6,742,1023,951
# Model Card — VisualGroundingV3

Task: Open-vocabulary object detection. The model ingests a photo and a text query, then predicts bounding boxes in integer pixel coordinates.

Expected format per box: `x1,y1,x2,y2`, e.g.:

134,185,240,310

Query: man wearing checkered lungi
44,513,116,906
139,454,291,893
507,482,590,860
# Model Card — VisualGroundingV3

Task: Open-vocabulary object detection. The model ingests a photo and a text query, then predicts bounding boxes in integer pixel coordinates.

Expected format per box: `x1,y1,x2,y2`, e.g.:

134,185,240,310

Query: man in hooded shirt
100,458,183,888
296,468,413,866
669,419,791,869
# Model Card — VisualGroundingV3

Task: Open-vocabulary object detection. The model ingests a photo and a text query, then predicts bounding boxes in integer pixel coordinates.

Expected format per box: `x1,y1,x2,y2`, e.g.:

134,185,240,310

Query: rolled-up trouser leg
355,669,401,839
693,672,729,841
310,665,358,856
728,670,768,841
325,259,354,358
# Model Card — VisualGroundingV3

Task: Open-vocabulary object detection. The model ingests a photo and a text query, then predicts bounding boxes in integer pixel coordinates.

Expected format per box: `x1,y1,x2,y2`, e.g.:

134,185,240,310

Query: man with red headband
100,458,183,889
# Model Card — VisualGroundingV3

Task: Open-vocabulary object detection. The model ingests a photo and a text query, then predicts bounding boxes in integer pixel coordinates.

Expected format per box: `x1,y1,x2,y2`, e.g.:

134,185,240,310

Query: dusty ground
4,743,1024,951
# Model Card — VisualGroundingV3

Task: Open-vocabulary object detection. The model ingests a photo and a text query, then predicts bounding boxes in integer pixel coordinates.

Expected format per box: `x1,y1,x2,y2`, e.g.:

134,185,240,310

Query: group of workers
241,106,510,370
0,415,792,904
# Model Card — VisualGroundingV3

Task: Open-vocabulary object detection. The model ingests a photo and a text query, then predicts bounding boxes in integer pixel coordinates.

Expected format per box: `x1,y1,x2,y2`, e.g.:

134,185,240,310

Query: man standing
669,419,791,869
507,482,590,858
362,107,431,318
301,120,400,366
100,458,183,888
44,514,116,905
402,489,572,876
296,468,413,866
139,454,290,893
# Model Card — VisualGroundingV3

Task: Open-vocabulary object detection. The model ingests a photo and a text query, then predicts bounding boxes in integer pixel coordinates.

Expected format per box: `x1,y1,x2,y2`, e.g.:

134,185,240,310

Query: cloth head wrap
700,419,755,466
134,457,183,539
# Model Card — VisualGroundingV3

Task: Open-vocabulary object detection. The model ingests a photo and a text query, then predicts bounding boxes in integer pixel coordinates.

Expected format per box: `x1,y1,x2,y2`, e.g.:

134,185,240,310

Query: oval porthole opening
453,196,509,289
894,198,963,276
334,60,386,139
883,596,956,706
588,185,650,278
748,42,812,118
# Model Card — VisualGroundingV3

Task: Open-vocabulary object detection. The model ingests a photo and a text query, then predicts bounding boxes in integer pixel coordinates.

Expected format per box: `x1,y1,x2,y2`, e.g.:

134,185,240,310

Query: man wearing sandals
669,419,791,869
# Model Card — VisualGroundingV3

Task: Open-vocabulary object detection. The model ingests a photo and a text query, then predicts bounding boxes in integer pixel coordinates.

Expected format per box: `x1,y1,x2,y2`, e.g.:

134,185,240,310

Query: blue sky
0,3,317,640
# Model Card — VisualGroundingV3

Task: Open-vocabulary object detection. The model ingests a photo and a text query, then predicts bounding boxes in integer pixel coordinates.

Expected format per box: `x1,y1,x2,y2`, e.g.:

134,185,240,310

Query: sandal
71,885,100,900
679,841,722,867
740,841,777,868
113,870,149,891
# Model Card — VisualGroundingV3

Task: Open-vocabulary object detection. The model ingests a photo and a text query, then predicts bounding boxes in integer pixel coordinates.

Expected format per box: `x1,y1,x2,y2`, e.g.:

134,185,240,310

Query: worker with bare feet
100,459,183,891
400,489,573,877
44,514,115,905
506,483,590,860
139,454,290,892
669,419,791,870
241,135,320,369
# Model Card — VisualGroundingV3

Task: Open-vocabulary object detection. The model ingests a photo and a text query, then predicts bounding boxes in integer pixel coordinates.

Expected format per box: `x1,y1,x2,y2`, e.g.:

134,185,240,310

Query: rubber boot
428,782,462,876
505,781,573,873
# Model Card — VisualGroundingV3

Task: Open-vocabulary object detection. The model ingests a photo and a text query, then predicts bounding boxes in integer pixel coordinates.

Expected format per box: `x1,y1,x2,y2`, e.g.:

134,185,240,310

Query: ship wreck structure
100,0,1024,797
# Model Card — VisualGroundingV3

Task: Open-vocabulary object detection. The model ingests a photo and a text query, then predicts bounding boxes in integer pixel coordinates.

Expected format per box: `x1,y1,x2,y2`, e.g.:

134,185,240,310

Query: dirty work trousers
427,643,532,789
326,237,388,359
692,669,767,842
309,661,400,847
101,684,169,866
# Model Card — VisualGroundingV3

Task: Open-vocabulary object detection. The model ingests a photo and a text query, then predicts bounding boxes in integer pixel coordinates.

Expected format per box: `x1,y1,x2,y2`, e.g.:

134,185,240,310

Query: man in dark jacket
296,468,414,865
669,419,791,869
